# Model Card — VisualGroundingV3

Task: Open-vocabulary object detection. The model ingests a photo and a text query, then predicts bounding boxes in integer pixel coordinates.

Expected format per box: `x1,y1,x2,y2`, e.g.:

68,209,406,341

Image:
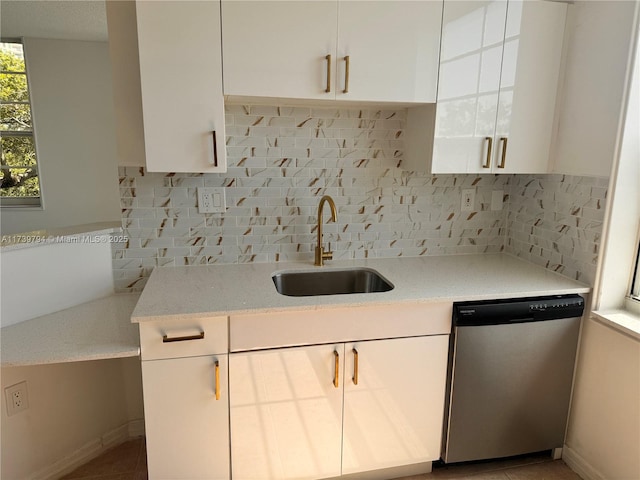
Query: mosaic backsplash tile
112,104,606,292
505,174,608,286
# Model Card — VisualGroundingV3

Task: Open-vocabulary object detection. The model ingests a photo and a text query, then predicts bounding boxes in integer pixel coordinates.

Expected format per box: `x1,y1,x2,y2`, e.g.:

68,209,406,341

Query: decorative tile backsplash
112,104,606,292
505,174,608,286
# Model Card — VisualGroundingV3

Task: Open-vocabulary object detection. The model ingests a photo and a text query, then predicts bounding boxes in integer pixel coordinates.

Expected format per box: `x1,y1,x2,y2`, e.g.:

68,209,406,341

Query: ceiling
1,0,108,42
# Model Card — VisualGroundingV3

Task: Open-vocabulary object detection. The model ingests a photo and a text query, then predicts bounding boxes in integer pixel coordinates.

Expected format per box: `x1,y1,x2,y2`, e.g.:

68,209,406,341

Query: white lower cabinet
141,355,230,480
229,344,344,480
140,307,451,479
140,316,231,479
229,335,450,479
342,336,450,475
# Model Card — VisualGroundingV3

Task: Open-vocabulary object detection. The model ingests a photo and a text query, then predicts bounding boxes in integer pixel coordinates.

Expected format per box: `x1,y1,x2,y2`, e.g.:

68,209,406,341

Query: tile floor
60,438,583,480
60,438,146,480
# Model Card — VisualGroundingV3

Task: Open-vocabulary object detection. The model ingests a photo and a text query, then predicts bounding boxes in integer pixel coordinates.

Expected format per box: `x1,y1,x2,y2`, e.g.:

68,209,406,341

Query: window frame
1,37,43,208
630,224,640,302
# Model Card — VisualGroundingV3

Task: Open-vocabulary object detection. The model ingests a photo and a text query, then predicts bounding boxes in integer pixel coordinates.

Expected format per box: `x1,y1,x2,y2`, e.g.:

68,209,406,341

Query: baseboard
30,419,145,480
322,462,432,480
101,422,131,450
562,444,605,480
128,418,146,438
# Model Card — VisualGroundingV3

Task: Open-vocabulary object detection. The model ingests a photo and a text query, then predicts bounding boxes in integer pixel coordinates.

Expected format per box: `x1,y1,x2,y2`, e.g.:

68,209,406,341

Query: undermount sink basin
272,268,394,297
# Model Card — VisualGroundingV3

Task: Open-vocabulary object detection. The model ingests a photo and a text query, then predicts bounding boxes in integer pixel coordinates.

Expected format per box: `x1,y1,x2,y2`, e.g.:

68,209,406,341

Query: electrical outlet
5,381,29,416
197,187,225,214
461,189,475,212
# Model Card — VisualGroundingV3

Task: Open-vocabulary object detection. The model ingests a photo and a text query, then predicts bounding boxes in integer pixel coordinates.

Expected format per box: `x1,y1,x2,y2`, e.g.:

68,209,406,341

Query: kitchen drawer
139,316,228,360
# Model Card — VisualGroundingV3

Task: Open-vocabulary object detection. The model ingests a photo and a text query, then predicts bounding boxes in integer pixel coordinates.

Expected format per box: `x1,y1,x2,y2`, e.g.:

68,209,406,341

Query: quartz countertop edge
131,254,591,323
1,293,141,367
0,221,122,252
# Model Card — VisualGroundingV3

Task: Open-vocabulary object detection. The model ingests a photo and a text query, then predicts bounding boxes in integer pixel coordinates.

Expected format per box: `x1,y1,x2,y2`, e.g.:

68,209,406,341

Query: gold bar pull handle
498,137,508,169
343,56,350,94
211,130,218,167
214,360,220,400
325,54,332,93
162,331,205,343
352,348,358,385
483,137,493,169
333,350,339,388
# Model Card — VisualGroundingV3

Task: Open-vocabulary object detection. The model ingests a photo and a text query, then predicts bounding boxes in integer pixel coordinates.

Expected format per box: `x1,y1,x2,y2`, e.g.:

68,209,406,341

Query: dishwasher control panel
454,294,585,326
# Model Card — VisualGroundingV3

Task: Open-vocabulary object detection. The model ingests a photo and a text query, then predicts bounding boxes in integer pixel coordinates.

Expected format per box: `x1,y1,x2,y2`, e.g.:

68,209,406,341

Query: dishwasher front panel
443,316,581,463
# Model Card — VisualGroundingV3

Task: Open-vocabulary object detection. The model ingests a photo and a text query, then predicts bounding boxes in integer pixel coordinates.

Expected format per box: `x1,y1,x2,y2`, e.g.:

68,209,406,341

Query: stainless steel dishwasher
443,294,585,464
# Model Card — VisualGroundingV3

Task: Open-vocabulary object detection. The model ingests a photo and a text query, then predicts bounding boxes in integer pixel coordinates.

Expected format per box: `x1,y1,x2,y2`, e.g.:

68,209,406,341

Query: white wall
1,37,121,235
563,12,640,480
0,236,142,480
564,318,640,480
0,239,115,327
1,359,143,480
594,22,640,310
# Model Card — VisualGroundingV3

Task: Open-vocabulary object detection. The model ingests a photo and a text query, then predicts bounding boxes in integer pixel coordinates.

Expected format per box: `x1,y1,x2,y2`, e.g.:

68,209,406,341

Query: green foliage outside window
1,42,41,201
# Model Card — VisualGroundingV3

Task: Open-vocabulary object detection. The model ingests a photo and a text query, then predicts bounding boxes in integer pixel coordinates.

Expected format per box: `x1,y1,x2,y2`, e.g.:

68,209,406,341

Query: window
1,40,41,206
631,235,640,301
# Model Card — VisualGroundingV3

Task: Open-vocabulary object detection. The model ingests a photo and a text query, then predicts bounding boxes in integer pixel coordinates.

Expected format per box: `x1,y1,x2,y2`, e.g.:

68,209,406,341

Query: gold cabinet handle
214,360,220,400
343,55,350,94
325,54,332,93
162,331,205,343
333,350,339,388
498,137,508,168
211,130,218,167
352,348,358,385
483,137,493,169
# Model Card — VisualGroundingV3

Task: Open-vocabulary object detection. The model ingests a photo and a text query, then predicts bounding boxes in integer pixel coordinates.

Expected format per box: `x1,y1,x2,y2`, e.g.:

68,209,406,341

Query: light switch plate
197,187,225,214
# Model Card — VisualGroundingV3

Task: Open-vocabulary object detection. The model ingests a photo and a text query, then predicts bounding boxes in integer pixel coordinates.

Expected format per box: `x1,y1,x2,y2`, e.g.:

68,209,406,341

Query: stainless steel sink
272,268,394,297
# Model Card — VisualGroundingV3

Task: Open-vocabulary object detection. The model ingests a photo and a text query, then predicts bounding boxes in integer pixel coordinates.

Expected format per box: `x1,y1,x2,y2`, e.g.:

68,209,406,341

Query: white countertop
0,221,122,252
1,294,140,367
132,253,590,323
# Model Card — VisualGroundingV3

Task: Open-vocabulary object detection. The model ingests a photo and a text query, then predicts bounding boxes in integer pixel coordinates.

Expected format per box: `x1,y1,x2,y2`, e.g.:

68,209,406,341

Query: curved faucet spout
320,195,338,223
315,195,338,266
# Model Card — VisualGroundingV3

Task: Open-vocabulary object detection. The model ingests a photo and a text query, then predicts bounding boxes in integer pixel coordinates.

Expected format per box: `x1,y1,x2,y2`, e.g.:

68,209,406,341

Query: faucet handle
322,243,333,261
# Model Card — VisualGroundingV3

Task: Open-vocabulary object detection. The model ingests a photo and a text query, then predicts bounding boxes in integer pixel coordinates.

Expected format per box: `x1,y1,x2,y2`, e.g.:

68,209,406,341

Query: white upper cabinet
221,0,443,103
222,1,338,101
432,0,567,174
551,0,640,177
336,1,443,102
136,1,227,172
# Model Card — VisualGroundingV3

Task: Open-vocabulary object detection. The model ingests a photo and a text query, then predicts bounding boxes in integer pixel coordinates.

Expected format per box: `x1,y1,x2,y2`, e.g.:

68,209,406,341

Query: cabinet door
493,0,567,173
136,1,226,173
432,1,507,173
432,0,566,174
222,1,338,100
230,344,344,480
551,0,638,177
336,1,443,102
342,336,449,474
142,355,230,480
